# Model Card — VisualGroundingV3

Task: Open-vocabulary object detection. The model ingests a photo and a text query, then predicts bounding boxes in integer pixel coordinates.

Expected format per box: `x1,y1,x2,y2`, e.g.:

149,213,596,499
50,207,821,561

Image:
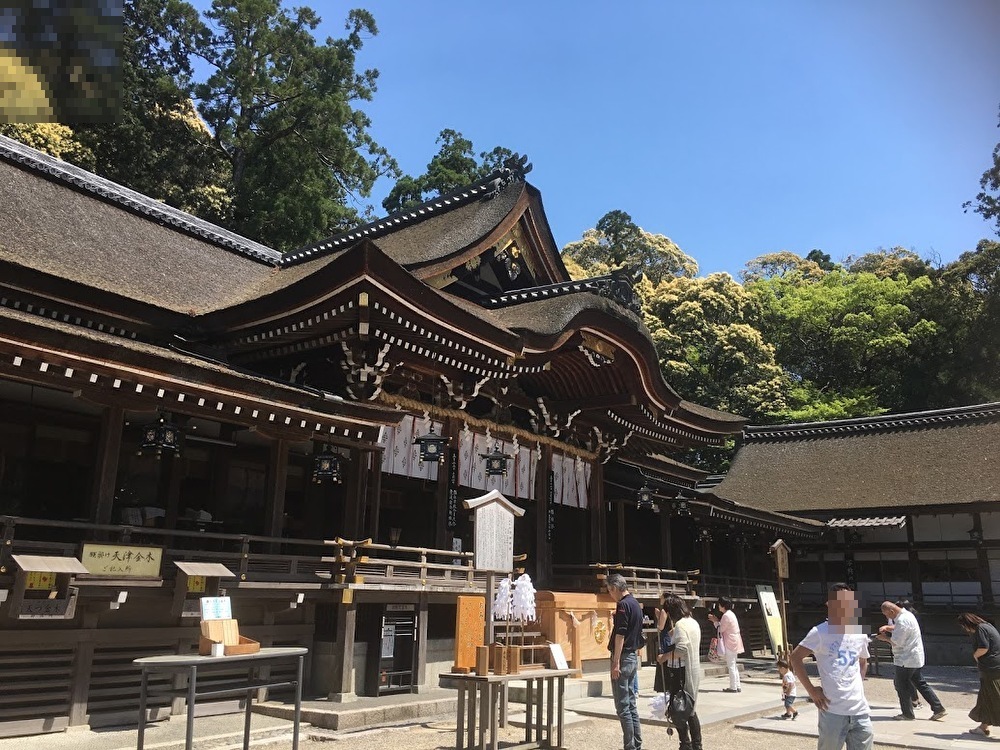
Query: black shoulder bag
665,665,694,721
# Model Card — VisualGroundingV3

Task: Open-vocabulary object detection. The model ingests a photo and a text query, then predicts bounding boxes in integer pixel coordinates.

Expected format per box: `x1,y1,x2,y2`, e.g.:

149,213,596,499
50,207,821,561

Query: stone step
254,692,457,732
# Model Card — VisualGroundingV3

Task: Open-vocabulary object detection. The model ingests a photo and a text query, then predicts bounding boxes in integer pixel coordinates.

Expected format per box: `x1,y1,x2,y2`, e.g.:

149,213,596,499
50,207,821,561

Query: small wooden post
770,539,791,655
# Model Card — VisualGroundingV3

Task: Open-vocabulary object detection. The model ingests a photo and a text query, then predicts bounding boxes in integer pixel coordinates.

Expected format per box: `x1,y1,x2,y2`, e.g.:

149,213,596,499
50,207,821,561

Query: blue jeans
612,651,642,750
893,666,944,718
817,711,873,750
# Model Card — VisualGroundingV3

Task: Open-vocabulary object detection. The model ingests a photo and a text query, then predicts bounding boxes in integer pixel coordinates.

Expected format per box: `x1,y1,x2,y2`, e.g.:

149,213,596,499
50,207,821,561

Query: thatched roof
714,404,1000,513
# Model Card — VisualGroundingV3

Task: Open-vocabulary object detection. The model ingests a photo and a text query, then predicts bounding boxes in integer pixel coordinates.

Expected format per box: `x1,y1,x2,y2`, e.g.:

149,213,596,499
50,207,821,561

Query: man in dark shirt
607,573,643,750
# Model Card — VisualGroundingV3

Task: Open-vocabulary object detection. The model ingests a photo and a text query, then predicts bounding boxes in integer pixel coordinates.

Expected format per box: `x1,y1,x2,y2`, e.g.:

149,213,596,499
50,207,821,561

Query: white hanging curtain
378,414,442,480
550,452,590,509
457,428,536,500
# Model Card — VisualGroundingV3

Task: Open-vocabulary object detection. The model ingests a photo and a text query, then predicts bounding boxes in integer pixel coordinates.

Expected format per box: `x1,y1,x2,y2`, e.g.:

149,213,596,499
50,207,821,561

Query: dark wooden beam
534,444,553,587
265,438,290,550
90,405,124,525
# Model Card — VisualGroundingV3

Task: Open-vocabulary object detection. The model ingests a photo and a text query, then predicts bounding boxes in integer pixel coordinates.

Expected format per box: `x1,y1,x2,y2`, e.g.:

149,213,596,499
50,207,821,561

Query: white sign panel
474,503,515,572
200,596,232,621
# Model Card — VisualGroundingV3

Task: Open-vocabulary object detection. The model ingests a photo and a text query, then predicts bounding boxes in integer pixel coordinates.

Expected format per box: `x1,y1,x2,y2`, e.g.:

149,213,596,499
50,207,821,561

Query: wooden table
449,669,575,750
133,646,307,750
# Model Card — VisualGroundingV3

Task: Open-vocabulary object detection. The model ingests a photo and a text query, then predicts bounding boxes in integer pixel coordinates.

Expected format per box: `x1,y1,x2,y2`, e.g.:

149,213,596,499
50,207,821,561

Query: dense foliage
564,212,1000,431
2,0,397,251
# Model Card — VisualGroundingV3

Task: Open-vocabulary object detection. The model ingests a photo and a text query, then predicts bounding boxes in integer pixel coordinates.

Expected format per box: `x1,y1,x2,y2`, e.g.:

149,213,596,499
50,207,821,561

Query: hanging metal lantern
636,483,655,510
137,414,182,459
672,497,691,517
312,445,343,484
480,441,513,477
413,424,449,465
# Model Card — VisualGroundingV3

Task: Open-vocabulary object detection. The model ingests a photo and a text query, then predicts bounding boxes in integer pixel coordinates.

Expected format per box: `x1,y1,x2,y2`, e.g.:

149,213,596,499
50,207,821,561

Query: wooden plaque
454,595,485,672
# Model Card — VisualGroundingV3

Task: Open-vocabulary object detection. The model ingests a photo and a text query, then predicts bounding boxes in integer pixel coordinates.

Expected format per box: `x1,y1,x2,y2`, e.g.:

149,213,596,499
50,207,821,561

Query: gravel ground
285,666,984,750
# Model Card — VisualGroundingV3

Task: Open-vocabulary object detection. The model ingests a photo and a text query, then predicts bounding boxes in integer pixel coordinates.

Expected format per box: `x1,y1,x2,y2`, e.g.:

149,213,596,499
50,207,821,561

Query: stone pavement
0,665,987,750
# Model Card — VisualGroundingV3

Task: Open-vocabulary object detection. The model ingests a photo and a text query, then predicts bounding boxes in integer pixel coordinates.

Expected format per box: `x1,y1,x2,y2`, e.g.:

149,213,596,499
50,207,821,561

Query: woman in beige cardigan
657,594,702,750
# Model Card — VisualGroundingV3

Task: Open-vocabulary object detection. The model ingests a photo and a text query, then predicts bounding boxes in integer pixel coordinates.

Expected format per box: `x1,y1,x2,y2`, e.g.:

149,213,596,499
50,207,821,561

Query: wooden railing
551,563,696,600
325,538,489,591
0,516,493,592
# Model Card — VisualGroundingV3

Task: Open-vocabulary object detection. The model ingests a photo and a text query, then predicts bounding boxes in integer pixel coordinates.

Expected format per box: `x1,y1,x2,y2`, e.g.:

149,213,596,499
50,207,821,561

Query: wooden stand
198,618,261,656
475,646,491,676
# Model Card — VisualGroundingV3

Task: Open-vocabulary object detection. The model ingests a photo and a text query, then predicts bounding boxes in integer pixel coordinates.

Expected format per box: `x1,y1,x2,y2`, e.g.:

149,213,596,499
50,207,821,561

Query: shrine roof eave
200,240,525,358
495,297,746,434
615,454,710,486
282,160,543,275
0,306,402,441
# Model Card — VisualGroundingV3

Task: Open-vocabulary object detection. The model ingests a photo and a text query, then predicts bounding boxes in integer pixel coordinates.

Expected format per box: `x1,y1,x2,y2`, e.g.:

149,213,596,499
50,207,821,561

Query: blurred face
607,585,623,602
827,589,861,630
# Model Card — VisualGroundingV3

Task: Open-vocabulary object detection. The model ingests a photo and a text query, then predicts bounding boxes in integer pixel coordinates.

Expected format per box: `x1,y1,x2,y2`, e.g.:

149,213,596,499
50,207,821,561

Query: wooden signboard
463,490,525,573
81,543,162,577
769,539,790,579
453,595,485,672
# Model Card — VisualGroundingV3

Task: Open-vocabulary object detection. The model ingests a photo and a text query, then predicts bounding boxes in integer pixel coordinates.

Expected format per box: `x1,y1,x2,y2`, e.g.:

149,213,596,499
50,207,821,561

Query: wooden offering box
198,618,260,656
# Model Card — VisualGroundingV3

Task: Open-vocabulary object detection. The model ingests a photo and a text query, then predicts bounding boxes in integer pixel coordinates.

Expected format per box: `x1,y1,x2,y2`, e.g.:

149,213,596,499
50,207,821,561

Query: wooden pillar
366,448,383,541
161,456,184,532
616,500,626,564
974,512,994,605
68,608,100,726
265,438,289,549
90,405,124,525
415,594,429,691
329,596,358,702
343,448,364,540
659,511,673,569
434,419,457,550
588,460,605,564
534,445,553,587
700,529,713,576
906,514,922,605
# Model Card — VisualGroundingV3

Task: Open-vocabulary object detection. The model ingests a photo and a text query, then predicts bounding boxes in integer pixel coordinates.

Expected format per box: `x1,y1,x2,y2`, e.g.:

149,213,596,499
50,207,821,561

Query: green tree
964,104,1000,237
844,246,934,280
0,123,94,166
805,249,838,272
644,273,788,420
195,1,398,250
740,250,826,283
382,129,513,213
749,268,941,417
75,0,231,223
562,210,698,285
930,239,1000,404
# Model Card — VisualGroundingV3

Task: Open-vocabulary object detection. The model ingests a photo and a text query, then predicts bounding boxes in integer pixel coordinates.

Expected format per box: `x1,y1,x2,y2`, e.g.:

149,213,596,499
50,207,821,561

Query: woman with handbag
657,594,702,750
653,593,674,695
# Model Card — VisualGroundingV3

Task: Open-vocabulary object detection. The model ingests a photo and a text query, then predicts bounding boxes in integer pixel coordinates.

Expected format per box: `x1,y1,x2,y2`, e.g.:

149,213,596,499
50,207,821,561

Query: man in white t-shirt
790,583,873,750
877,601,946,721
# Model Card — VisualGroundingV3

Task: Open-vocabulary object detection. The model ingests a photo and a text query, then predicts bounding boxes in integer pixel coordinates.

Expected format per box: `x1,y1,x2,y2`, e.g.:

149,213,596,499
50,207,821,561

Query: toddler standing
777,659,798,719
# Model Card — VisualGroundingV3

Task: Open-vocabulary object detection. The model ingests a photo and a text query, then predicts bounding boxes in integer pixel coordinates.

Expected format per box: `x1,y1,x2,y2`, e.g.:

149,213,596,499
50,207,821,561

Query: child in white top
777,659,798,719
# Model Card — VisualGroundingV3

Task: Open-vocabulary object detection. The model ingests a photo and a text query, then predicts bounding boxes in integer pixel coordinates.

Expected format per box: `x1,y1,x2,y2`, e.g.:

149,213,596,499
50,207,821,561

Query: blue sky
192,1,1000,277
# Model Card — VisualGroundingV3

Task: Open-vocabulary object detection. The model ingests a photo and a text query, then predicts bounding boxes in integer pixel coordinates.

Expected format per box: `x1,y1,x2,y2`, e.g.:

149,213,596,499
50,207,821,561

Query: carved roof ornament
579,332,616,367
527,397,580,438
484,154,533,200
591,425,633,464
440,374,491,410
341,340,395,401
483,266,644,317
590,266,643,316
